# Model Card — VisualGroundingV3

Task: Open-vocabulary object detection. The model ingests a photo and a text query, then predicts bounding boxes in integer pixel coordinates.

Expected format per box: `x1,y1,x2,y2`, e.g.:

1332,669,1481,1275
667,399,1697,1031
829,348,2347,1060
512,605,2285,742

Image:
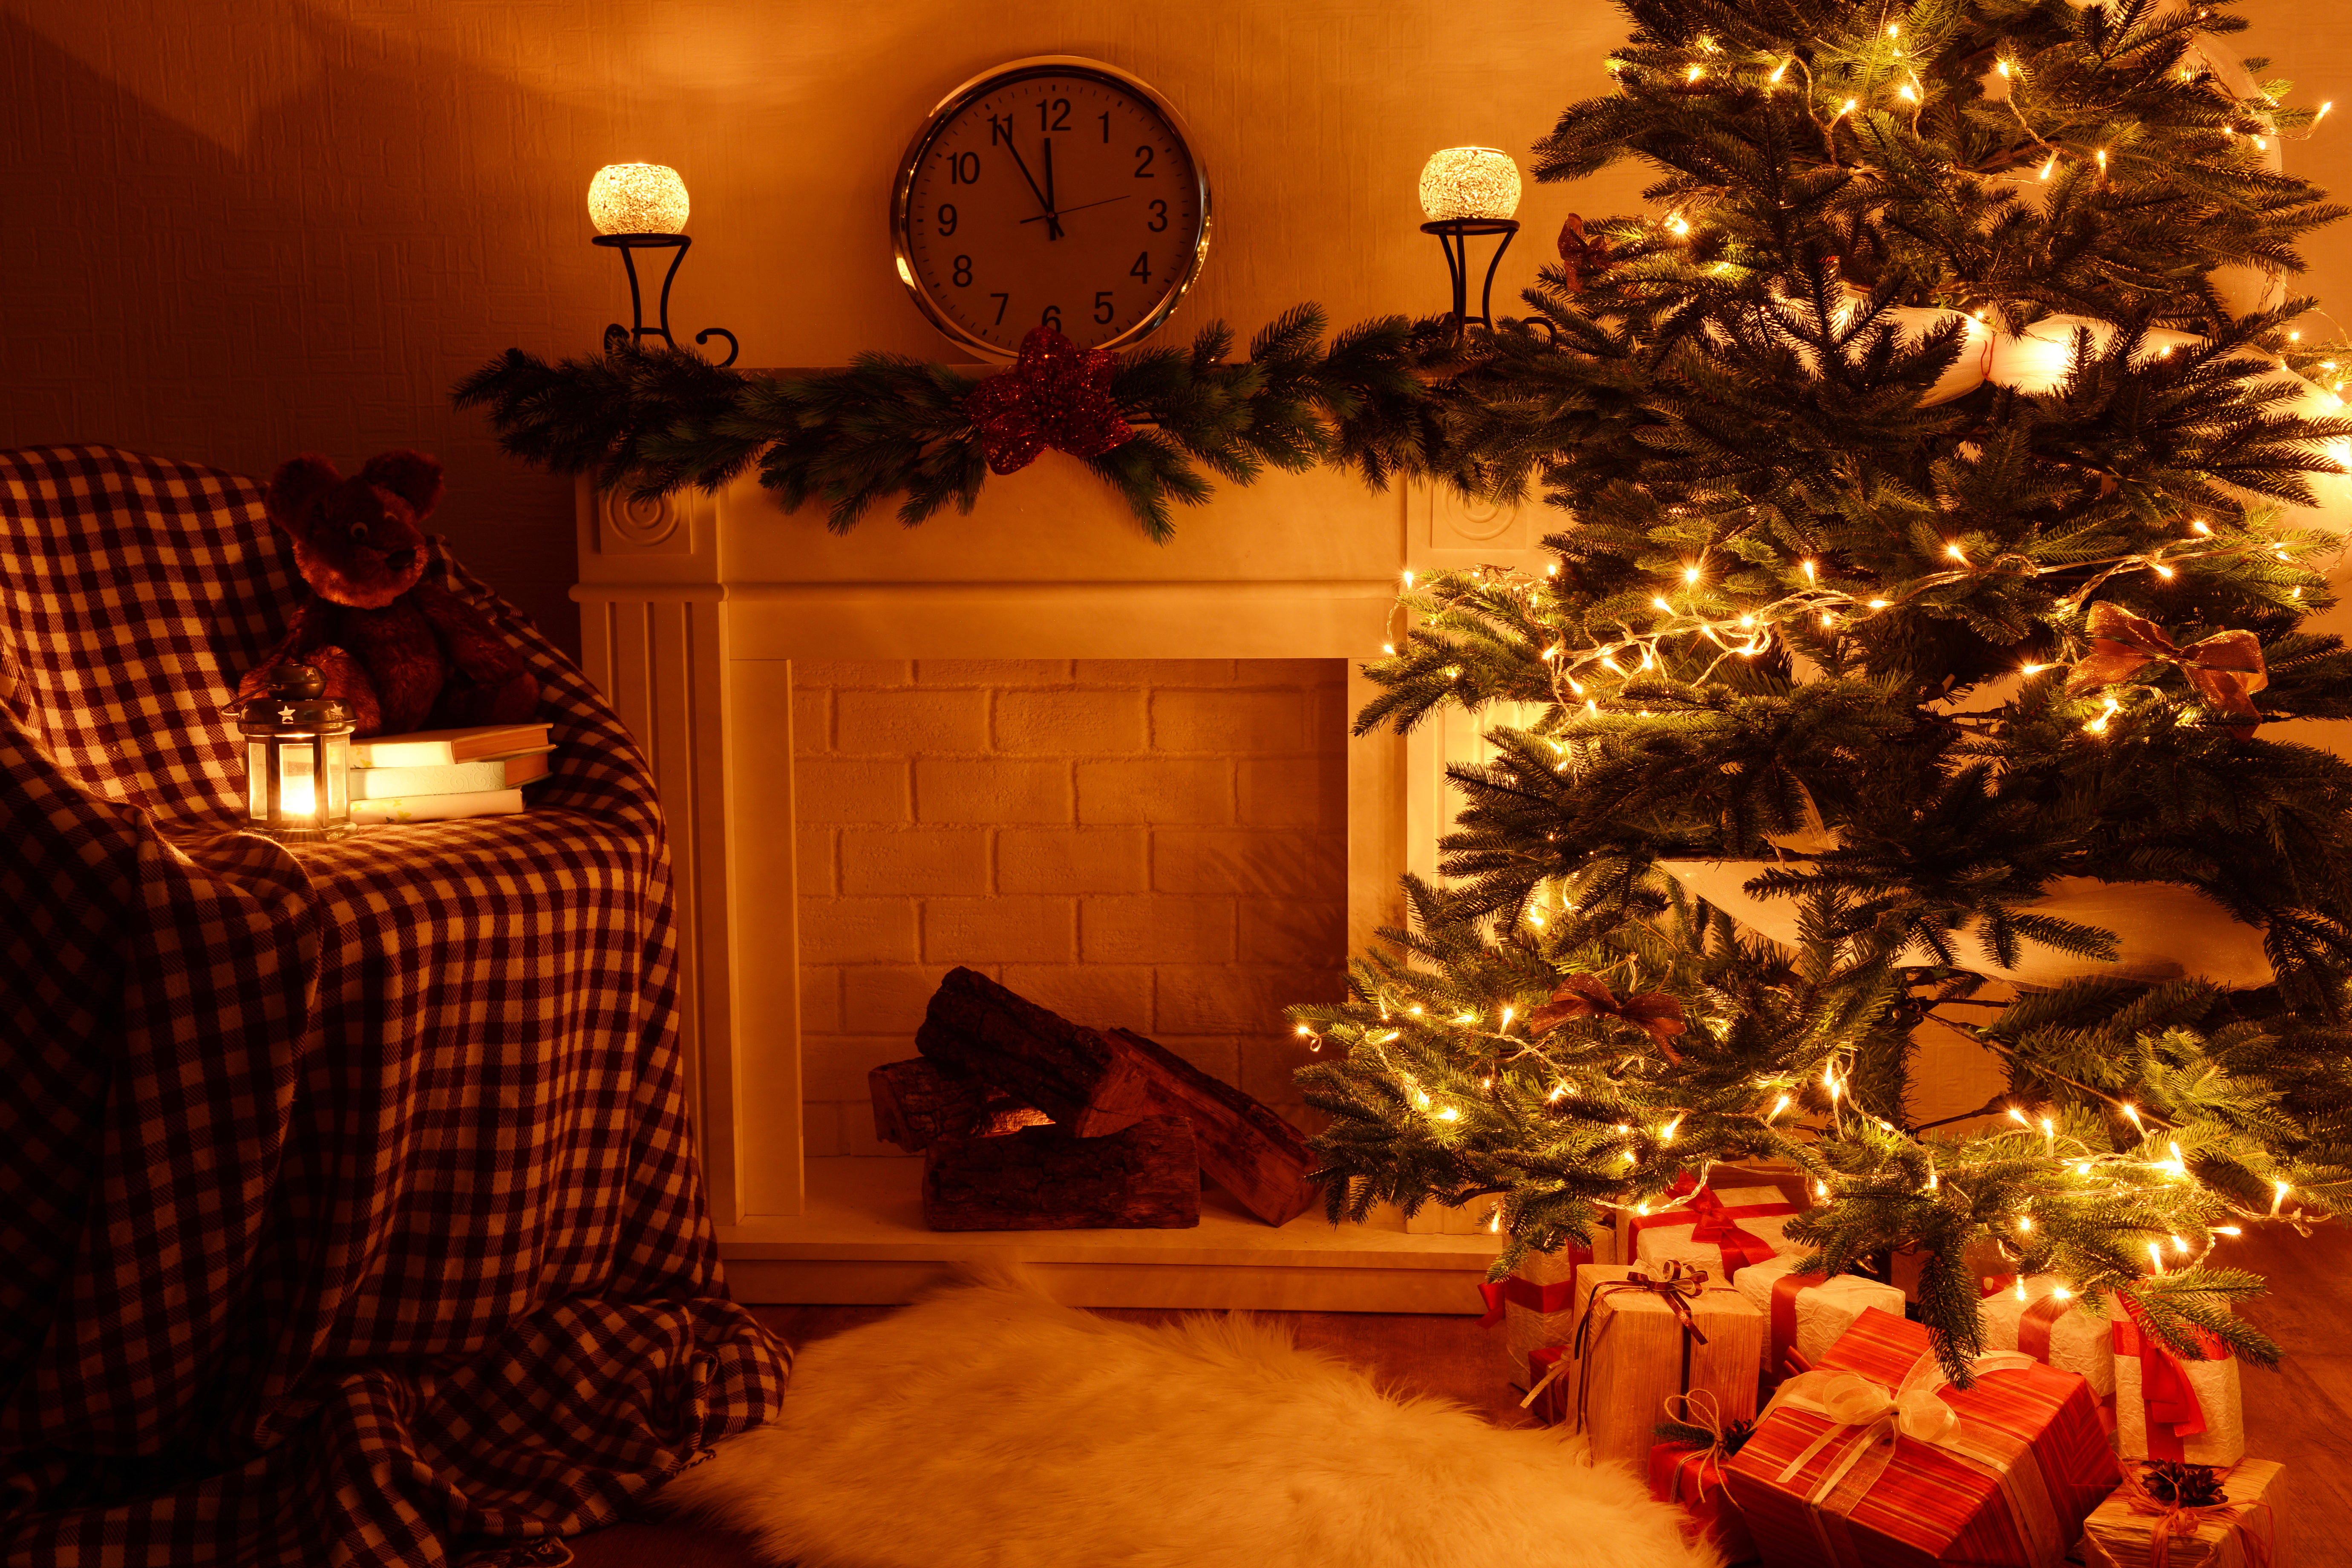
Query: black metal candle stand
593,233,740,366
1421,217,1521,340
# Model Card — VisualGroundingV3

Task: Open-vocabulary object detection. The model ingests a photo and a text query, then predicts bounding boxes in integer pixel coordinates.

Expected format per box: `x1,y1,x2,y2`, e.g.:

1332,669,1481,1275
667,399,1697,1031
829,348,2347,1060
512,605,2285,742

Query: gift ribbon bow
2111,1307,2220,1462
1527,974,1689,1060
1765,1347,2067,1566
2111,1461,2276,1568
2064,602,2268,738
1627,1187,1790,1281
1659,1389,1753,1507
962,326,1136,476
1519,1262,1713,1426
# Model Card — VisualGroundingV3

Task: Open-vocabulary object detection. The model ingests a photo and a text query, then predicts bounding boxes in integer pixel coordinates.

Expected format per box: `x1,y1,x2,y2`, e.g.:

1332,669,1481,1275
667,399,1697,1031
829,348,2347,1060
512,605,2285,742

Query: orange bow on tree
2064,602,2268,738
1527,974,1689,1061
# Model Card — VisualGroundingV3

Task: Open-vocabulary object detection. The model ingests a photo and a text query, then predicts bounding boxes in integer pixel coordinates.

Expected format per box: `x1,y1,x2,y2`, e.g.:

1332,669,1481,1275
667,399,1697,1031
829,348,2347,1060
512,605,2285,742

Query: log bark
868,1058,1048,1152
1099,1028,1319,1226
921,1116,1200,1230
914,966,1151,1132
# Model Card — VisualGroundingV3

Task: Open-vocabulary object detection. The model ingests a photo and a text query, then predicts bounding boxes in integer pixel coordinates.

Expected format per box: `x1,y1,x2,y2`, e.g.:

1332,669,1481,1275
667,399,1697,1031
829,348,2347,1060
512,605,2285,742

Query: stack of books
347,721,554,824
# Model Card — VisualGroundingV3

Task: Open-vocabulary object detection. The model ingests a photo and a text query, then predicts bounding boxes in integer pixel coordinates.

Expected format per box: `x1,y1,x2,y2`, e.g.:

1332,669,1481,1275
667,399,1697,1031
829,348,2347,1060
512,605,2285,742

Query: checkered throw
0,447,790,1566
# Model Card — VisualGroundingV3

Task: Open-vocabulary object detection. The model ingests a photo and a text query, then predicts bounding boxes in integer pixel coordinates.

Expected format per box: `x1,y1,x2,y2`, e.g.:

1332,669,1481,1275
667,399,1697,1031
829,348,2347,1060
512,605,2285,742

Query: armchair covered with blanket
0,446,789,1566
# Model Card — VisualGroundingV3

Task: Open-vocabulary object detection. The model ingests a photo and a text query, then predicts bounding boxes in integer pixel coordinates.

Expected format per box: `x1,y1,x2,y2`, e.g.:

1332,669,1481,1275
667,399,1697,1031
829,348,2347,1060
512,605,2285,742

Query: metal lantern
236,663,355,841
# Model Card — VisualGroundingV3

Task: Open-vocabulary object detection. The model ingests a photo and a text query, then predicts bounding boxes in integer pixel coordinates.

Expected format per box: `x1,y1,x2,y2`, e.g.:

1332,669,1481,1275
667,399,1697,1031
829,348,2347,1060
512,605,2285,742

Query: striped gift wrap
1723,1306,2119,1567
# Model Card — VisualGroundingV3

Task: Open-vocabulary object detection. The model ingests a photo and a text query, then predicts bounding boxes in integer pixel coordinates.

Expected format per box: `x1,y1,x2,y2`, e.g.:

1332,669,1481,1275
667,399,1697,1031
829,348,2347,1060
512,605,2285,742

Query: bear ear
358,450,444,519
266,455,343,534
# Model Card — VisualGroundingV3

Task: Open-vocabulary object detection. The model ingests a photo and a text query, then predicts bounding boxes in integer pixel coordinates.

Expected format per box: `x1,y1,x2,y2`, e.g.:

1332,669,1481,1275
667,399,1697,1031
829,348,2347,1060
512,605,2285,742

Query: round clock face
893,58,1211,357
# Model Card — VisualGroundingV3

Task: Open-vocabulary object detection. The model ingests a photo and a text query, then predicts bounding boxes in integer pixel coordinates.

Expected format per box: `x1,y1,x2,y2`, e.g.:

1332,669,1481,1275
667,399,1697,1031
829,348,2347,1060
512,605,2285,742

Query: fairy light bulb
1768,1094,1791,1121
1946,542,1966,560
2149,1242,2165,1275
1402,570,1415,588
1436,1106,1461,1121
2053,1285,2072,1300
588,163,690,235
2015,1277,2029,1300
2017,1213,2033,1233
2007,1104,2030,1126
1294,1023,1313,1037
1662,1115,1683,1143
1418,147,1523,221
1500,1006,1515,1028
1815,1180,1830,1200
2273,1179,2292,1215
2121,1103,2144,1131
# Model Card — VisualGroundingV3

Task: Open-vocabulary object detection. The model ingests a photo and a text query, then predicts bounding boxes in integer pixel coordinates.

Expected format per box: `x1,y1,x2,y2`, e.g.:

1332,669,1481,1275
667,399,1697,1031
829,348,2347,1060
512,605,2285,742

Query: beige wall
7,1,2352,658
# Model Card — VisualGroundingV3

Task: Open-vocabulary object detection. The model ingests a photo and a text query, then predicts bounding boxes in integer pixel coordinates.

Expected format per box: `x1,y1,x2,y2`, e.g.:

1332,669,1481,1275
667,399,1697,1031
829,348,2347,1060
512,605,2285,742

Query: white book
349,748,552,799
352,723,551,768
350,788,526,824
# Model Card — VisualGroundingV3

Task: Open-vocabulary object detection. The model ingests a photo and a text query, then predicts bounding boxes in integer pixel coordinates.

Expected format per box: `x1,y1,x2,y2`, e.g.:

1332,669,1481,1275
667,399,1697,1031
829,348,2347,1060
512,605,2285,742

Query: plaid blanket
0,447,790,1566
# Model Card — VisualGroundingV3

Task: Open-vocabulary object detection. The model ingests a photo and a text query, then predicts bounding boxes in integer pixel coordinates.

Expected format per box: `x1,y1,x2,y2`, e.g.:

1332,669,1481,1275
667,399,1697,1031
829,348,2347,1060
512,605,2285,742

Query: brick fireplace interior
792,656,1353,1155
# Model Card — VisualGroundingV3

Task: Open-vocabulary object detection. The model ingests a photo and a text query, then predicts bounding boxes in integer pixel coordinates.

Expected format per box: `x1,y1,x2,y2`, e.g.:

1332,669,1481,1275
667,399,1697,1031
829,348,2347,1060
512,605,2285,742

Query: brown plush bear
238,450,539,737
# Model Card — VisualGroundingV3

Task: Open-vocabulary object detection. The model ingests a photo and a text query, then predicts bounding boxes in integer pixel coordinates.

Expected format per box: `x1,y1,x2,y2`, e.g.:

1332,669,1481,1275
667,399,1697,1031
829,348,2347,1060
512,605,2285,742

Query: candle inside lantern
236,663,355,842
1418,147,1522,222
588,163,691,236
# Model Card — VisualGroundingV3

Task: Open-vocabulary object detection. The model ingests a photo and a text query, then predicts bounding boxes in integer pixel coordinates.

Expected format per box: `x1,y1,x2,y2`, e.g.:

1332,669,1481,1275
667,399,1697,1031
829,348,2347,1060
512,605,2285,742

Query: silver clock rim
890,55,1214,361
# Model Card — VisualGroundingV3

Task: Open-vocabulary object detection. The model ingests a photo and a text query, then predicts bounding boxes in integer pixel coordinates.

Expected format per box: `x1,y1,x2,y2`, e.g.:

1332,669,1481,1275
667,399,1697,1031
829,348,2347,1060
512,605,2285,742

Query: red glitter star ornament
963,326,1136,476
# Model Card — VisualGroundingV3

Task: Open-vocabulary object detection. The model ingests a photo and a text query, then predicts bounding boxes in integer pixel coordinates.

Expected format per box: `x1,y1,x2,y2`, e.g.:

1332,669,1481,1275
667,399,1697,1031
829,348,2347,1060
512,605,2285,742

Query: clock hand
1000,140,1064,240
1017,195,1130,225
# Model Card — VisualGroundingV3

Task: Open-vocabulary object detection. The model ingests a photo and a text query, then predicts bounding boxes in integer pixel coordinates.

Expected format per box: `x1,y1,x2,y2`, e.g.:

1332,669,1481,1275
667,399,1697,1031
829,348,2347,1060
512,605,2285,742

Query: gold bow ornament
1527,974,1690,1061
2064,603,2268,739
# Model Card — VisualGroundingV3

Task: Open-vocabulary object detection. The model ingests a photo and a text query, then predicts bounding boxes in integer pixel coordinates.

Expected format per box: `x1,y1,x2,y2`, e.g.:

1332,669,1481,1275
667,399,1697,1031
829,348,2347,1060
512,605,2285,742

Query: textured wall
793,657,1349,1154
6,1,2349,653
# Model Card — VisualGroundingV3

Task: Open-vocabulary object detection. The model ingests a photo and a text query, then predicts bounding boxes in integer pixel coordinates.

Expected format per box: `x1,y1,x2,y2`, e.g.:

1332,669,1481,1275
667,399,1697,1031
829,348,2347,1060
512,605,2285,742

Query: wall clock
891,56,1212,358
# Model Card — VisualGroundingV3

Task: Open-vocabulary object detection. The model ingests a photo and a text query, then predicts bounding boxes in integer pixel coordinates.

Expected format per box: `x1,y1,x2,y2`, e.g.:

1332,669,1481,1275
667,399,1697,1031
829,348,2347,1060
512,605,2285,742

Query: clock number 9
936,203,957,236
952,256,972,287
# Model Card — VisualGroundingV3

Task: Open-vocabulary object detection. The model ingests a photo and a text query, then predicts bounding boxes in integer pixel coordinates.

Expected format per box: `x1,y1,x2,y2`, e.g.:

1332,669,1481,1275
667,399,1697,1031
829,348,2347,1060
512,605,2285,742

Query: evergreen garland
451,308,1456,542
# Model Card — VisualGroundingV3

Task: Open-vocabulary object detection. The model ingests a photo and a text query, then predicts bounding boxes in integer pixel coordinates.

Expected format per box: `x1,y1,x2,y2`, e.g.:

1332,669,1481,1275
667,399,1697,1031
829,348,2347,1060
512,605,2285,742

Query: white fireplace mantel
574,455,1553,1309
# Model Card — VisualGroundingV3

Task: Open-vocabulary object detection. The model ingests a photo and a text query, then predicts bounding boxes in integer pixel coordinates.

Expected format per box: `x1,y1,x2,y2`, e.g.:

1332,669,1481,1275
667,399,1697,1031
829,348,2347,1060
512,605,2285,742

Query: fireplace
574,459,1552,1308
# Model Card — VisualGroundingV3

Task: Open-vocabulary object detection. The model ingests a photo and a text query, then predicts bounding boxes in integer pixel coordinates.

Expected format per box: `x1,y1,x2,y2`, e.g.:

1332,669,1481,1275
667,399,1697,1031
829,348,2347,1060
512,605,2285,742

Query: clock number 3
1147,201,1167,233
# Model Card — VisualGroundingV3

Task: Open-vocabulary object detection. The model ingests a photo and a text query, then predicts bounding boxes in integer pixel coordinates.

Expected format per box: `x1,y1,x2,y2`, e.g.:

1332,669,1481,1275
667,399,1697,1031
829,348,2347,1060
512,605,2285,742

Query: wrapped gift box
1977,1274,2116,1399
1737,1256,1906,1385
1651,1439,1759,1564
1481,1230,1619,1389
2081,1459,2286,1568
1629,1184,1805,1280
2113,1314,2245,1467
1722,1306,2118,1568
1535,1263,1762,1472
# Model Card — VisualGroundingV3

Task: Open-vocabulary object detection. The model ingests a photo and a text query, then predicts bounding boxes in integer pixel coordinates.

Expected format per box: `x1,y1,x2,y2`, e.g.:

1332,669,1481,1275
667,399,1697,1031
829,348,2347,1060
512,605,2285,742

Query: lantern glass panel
323,732,350,819
278,742,317,824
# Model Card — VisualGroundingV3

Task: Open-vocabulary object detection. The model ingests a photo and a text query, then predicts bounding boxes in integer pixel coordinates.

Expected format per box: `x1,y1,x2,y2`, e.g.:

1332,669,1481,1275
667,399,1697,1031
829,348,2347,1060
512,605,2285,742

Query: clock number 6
1094,291,1115,325
1042,304,1062,330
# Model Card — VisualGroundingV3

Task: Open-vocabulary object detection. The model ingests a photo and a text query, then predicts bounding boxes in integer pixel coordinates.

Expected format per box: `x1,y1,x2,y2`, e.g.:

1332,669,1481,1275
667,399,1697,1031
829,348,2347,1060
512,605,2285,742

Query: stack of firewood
869,967,1321,1231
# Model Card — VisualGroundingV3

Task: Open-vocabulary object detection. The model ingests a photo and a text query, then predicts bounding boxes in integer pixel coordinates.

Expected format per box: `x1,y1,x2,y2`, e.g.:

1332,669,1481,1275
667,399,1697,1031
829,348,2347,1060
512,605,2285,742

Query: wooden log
1098,1028,1319,1227
868,1058,1049,1152
914,966,1151,1133
921,1116,1200,1230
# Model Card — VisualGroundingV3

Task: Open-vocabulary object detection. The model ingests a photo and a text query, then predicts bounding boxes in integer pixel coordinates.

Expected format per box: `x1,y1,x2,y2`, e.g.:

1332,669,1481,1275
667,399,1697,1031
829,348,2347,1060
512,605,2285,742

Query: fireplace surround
573,456,1543,1308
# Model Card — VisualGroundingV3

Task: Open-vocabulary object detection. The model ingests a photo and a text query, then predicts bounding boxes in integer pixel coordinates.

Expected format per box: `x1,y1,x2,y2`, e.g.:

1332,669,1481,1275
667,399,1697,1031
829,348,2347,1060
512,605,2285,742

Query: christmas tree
1292,0,2352,1375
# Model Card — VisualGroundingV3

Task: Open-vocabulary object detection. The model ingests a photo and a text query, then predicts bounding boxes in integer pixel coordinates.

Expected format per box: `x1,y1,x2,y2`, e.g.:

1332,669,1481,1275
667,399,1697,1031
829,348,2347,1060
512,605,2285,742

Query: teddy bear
237,450,539,737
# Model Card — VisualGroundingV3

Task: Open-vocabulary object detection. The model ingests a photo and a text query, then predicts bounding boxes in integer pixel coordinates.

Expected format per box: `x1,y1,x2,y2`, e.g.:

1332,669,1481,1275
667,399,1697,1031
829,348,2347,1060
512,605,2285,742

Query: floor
566,1223,2351,1567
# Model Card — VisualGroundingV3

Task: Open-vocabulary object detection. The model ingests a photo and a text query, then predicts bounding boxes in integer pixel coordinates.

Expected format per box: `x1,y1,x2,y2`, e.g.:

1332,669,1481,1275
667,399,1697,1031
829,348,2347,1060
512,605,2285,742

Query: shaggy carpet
660,1266,1719,1568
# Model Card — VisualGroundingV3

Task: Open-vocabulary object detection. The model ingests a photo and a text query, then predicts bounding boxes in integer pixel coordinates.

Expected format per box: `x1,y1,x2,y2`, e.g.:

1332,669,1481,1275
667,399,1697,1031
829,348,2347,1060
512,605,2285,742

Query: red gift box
1722,1306,2118,1567
1651,1439,1760,1563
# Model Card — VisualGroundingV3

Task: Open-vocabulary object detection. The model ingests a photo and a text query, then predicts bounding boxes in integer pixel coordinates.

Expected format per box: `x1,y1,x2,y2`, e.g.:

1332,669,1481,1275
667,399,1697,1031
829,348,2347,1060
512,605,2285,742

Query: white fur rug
659,1266,1719,1568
